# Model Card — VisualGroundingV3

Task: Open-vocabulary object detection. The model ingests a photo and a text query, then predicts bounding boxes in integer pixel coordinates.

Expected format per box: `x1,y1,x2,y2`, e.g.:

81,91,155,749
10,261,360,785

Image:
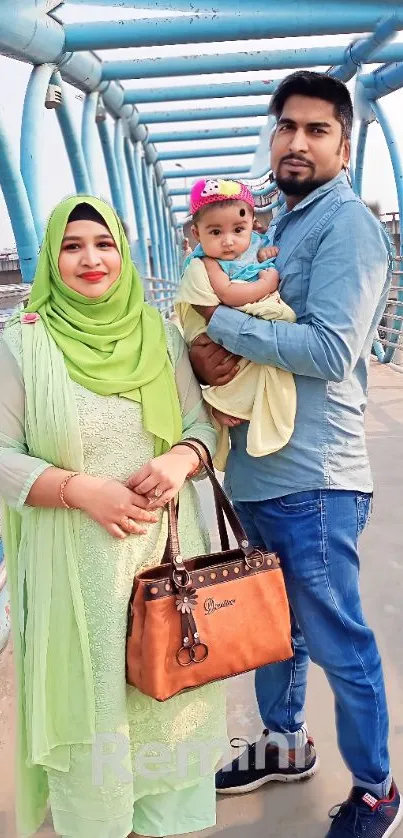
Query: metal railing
143,276,177,317
375,256,403,365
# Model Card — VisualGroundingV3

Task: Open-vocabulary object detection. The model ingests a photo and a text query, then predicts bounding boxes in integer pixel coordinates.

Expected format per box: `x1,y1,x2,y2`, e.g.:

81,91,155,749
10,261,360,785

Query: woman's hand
125,446,200,510
66,474,159,539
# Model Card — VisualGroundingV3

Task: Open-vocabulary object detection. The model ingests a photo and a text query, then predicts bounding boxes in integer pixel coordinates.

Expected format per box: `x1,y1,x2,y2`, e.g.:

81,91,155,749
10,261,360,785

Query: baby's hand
258,245,279,262
258,267,279,294
212,408,245,428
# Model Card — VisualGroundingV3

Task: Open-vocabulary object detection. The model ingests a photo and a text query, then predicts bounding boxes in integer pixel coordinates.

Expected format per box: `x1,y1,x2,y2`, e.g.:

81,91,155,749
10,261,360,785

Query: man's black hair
270,71,353,140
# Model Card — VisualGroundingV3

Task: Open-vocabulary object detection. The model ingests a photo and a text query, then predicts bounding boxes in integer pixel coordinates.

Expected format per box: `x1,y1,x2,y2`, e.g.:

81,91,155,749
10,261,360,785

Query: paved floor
1,360,403,837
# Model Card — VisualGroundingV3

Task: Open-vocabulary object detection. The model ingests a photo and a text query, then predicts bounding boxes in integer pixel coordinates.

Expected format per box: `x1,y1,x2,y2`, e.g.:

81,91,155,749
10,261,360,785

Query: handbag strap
185,440,231,552
166,439,254,578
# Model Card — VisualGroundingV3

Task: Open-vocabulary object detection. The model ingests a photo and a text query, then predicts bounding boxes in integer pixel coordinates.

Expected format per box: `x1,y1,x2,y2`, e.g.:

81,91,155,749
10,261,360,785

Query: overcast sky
0,4,402,251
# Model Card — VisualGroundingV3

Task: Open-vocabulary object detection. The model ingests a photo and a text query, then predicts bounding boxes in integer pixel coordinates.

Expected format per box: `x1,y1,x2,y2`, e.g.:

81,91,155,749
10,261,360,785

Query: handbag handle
166,439,254,581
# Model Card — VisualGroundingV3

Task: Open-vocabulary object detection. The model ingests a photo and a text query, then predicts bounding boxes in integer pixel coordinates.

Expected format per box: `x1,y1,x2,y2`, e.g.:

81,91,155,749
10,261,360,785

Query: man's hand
193,303,219,324
189,334,240,386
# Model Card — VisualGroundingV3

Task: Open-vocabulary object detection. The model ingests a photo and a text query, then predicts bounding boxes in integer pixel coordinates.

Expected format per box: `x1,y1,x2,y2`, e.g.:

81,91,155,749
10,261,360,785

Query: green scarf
26,195,182,455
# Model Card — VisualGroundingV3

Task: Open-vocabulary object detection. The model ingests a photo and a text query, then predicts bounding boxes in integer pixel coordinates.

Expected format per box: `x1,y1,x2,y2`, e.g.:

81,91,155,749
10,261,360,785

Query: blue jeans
234,489,391,797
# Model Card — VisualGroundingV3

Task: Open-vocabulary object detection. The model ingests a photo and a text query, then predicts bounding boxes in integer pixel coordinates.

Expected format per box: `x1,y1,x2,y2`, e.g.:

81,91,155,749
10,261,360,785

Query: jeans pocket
356,493,372,536
276,490,321,513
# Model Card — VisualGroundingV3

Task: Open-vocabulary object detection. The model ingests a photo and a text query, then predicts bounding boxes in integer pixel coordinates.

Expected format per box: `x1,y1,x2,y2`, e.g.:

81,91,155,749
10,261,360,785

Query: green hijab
26,195,182,455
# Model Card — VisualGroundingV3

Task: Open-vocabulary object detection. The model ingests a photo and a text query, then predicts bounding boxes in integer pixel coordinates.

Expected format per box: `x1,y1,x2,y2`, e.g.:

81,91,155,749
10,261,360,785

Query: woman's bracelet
172,441,206,478
60,471,80,510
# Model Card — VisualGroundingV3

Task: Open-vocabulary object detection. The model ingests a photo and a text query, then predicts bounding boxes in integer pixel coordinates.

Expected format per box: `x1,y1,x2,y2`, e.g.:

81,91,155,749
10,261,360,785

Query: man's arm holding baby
191,204,389,385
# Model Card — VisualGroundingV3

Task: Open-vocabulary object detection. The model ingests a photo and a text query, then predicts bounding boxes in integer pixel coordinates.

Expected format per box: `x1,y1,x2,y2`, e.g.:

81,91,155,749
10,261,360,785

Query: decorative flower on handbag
176,588,198,614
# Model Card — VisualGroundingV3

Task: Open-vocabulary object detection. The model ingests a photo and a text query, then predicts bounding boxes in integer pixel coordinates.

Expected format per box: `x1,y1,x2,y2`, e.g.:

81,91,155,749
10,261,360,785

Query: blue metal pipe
53,73,91,194
140,105,268,125
0,1,64,64
169,187,191,197
253,180,278,198
354,122,368,198
370,99,403,363
0,107,38,282
152,176,169,280
61,0,402,13
133,142,143,184
150,126,261,144
123,138,151,277
125,80,278,105
163,203,176,283
361,62,403,100
369,102,403,242
141,159,162,278
160,198,173,281
65,6,403,52
113,118,130,227
164,165,251,180
173,205,190,214
328,14,397,82
97,119,127,222
58,50,103,94
20,63,55,240
102,42,403,82
81,91,100,194
158,145,258,162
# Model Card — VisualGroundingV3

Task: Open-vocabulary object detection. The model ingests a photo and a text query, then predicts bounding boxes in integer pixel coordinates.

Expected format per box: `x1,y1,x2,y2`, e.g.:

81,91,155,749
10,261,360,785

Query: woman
0,196,226,838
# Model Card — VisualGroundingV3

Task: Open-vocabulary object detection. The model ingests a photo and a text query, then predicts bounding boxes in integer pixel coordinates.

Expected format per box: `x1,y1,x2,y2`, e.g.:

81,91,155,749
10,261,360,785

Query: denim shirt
207,171,392,501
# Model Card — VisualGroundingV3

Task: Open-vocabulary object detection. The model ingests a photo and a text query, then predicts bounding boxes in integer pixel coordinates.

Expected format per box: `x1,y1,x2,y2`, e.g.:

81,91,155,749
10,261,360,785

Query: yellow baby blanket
175,257,297,471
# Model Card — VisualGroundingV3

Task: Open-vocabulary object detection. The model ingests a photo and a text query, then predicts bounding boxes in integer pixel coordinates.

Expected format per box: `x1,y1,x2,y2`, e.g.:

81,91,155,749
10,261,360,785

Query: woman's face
58,219,122,298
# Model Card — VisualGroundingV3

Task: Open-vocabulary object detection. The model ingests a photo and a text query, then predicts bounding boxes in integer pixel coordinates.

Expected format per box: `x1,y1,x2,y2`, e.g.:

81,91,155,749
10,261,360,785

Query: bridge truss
1,0,403,361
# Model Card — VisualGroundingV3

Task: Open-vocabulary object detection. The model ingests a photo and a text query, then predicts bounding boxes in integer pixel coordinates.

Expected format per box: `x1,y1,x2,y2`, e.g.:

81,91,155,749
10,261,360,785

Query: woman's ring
154,487,163,499
121,515,135,530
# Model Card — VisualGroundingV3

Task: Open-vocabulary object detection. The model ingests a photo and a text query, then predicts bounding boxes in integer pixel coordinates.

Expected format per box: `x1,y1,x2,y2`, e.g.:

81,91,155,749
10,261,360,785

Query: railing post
151,174,169,279
81,91,100,195
53,72,91,194
141,159,162,278
123,138,150,276
97,116,127,224
370,100,403,363
20,63,55,240
0,105,38,282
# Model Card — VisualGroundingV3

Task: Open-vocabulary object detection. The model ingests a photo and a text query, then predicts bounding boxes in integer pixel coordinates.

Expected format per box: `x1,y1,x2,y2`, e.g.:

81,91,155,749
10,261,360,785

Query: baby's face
192,202,254,261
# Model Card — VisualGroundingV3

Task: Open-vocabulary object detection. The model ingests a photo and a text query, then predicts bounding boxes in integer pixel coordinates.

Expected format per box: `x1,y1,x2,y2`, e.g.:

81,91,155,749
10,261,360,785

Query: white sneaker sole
216,756,320,795
382,795,403,838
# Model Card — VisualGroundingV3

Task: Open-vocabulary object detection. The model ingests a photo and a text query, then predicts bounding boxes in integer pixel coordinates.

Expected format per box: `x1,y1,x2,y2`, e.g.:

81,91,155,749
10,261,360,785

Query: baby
175,178,297,470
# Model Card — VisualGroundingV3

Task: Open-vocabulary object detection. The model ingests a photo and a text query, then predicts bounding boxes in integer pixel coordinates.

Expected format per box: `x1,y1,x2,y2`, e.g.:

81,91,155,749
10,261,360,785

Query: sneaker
326,781,403,837
216,729,319,795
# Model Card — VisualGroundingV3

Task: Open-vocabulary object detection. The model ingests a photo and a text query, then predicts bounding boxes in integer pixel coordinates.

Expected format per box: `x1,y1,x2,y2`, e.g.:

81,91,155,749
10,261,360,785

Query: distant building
0,251,22,284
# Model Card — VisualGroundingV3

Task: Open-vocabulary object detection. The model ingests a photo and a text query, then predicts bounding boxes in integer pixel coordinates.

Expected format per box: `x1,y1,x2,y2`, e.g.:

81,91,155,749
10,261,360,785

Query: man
190,71,400,838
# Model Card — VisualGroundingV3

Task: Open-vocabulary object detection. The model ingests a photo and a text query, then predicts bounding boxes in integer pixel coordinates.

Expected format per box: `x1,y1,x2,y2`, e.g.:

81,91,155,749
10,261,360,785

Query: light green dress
0,320,227,838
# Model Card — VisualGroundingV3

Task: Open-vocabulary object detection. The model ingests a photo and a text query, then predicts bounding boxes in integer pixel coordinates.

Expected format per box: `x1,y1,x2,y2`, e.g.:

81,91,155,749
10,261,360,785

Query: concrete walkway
1,360,403,837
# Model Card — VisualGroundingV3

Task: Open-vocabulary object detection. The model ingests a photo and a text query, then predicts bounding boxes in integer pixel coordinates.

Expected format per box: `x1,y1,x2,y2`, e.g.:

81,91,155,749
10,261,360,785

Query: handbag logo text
204,597,236,614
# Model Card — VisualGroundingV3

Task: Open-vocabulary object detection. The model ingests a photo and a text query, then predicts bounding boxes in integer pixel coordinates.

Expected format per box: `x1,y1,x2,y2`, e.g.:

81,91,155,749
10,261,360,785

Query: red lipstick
79,272,106,282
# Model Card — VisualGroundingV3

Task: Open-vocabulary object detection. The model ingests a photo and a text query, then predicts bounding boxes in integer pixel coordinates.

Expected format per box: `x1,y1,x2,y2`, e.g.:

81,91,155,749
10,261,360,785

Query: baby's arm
203,256,279,306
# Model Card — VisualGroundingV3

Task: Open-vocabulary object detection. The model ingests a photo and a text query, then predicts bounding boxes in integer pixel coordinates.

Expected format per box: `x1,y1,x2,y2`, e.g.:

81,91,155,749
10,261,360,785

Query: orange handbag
126,441,293,701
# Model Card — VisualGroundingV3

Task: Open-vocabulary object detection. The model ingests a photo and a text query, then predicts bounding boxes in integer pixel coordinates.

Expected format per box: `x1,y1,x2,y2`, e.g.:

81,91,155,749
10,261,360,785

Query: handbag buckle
245,549,265,570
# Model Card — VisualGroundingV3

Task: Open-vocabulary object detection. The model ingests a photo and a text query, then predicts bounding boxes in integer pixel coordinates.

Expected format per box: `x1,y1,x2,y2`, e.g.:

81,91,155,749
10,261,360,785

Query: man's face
271,94,350,201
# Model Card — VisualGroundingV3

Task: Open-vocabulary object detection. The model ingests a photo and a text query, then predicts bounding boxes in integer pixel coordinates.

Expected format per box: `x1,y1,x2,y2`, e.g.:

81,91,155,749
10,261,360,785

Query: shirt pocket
278,257,311,318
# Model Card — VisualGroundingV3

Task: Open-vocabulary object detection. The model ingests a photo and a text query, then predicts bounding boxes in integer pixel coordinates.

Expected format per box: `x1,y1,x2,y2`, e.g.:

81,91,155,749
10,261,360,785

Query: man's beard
276,173,329,198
